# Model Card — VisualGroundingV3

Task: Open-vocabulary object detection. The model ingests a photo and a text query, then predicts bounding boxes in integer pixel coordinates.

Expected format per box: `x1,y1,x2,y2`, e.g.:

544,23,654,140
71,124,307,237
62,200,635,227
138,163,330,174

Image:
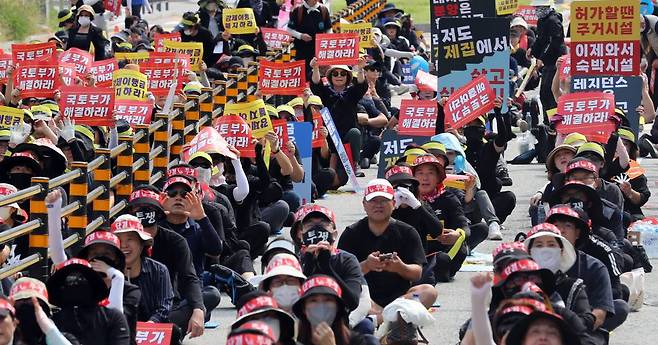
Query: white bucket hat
523,223,577,273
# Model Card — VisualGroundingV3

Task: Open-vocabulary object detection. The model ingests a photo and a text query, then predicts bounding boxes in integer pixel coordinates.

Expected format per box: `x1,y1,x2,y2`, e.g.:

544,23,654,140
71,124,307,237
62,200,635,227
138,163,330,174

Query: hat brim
46,264,108,306
506,312,580,345
0,155,43,176
231,308,296,340
495,268,555,296
524,233,577,273
364,191,394,201
386,173,419,187
549,184,602,223
292,287,346,319
15,143,67,178
545,145,577,172
113,229,154,246
129,197,166,216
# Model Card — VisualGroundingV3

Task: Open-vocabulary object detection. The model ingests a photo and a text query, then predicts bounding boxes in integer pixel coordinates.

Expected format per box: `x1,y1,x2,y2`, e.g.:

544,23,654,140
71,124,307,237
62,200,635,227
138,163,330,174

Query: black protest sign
377,129,431,178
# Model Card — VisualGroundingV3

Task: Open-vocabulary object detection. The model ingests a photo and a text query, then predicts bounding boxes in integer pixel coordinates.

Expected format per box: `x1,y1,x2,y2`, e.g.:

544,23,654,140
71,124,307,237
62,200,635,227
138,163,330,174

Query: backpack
293,4,329,29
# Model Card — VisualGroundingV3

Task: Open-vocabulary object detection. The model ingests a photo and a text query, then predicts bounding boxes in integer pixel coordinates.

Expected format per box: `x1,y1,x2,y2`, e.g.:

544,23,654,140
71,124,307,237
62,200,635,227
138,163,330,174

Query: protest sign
0,54,11,84
59,63,77,86
415,70,438,92
136,322,173,345
433,17,510,112
12,42,56,63
114,100,154,126
181,127,237,162
340,22,375,48
571,75,643,137
496,0,531,15
89,59,118,87
401,63,415,84
163,41,203,72
377,129,431,178
222,8,258,34
288,122,313,204
140,63,184,97
310,111,325,148
272,120,290,153
104,0,121,15
153,32,181,52
59,86,114,126
556,91,615,142
570,0,640,76
224,100,273,139
431,0,495,19
261,28,291,50
259,60,305,95
113,69,148,101
0,106,24,129
14,60,60,98
398,100,438,136
320,107,361,191
514,5,545,26
444,75,496,130
315,33,359,66
114,52,150,64
148,52,191,71
215,115,256,158
59,48,93,75
558,55,570,81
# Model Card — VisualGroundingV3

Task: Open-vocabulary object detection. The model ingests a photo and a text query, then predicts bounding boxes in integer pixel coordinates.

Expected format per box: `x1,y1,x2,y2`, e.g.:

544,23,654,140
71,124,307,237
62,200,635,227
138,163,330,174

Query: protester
65,5,110,61
286,0,332,71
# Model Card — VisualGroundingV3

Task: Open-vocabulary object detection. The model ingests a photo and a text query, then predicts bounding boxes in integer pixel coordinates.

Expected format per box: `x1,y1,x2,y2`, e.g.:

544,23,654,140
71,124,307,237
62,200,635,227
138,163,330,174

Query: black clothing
65,25,109,61
287,4,331,61
301,249,364,311
163,216,222,276
531,9,565,67
181,26,221,68
391,203,443,253
311,79,368,137
52,306,130,345
123,282,141,345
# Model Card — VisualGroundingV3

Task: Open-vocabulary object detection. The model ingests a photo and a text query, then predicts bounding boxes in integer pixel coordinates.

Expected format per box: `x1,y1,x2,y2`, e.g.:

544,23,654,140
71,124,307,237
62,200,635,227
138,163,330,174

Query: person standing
65,5,110,61
286,0,332,71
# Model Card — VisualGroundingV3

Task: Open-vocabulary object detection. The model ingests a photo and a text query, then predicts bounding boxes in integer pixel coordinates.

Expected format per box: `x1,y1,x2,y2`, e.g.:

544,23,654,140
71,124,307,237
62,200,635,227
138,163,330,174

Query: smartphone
379,253,395,261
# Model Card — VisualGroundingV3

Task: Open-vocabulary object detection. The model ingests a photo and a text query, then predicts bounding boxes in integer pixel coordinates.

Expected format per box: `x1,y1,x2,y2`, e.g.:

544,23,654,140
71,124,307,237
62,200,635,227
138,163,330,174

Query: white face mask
272,284,300,309
78,16,91,27
260,316,281,341
184,29,193,36
209,162,225,186
0,207,12,222
195,167,211,185
532,247,562,273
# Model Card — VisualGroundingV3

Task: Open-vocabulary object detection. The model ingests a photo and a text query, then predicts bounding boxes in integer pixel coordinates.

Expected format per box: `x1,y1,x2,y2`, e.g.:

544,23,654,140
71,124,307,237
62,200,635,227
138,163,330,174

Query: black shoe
370,155,378,164
640,136,658,158
355,169,365,177
359,157,370,169
207,264,256,306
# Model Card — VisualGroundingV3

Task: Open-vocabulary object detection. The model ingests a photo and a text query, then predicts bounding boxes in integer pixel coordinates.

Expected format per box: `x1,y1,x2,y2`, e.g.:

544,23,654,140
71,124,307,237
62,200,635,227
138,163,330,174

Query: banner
556,91,616,142
12,42,56,63
14,60,60,98
114,100,154,126
261,28,291,50
104,0,121,15
310,111,325,148
320,107,361,191
401,63,414,84
571,75,643,137
224,100,273,139
215,115,256,158
377,130,431,178
140,63,184,97
288,122,313,204
0,106,24,129
113,69,148,101
0,54,11,84
272,120,290,153
444,75,496,130
181,126,237,162
570,0,640,76
148,52,191,71
514,5,546,26
415,70,437,92
434,17,510,112
59,63,77,86
89,59,118,87
222,8,258,34
136,322,173,345
59,48,93,75
397,100,438,136
163,41,203,72
258,60,305,95
315,33,359,66
59,86,115,126
153,32,181,52
431,0,495,19
558,55,570,81
496,0,531,15
340,22,375,48
114,52,150,64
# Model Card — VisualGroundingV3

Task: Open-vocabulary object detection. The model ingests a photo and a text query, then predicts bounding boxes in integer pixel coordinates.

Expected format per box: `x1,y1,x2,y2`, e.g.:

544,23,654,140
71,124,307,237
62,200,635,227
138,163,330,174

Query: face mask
58,272,94,307
210,162,225,186
463,126,485,143
302,225,334,245
78,16,91,27
532,247,562,273
567,198,585,211
272,284,300,309
184,29,193,36
8,173,33,190
306,302,337,328
206,2,218,11
135,209,158,227
196,167,212,184
15,302,43,342
0,207,12,222
260,316,281,341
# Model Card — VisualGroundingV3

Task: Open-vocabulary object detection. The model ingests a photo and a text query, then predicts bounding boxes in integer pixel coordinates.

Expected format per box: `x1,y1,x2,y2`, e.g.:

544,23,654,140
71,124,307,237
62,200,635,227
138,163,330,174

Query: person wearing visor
179,12,224,67
232,292,297,345
65,5,110,61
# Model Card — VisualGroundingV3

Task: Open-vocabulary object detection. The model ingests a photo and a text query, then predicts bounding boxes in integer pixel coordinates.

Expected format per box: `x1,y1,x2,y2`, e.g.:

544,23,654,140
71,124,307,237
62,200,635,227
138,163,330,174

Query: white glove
59,117,76,142
9,123,31,148
395,187,421,209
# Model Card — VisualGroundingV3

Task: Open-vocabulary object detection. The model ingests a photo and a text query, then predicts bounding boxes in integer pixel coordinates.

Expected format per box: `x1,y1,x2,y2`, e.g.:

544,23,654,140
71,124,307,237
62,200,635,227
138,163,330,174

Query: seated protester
0,184,28,262
256,253,306,313
560,158,624,242
362,60,393,112
261,238,298,273
357,67,390,168
528,144,577,225
309,57,369,178
399,13,421,52
65,5,110,61
380,19,411,76
10,278,79,345
257,130,296,231
337,179,437,321
463,99,517,224
226,320,277,345
385,165,442,285
55,117,94,163
376,3,404,28
412,154,486,281
574,143,625,210
179,12,226,67
614,128,651,225
128,187,214,339
234,44,260,65
232,291,297,345
111,215,175,326
545,205,628,332
293,275,378,345
290,204,370,327
506,306,582,345
46,259,130,345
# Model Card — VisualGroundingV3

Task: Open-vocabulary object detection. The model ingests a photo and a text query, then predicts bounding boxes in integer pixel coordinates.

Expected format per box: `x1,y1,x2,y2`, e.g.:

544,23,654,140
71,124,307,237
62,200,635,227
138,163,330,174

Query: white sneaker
488,222,502,240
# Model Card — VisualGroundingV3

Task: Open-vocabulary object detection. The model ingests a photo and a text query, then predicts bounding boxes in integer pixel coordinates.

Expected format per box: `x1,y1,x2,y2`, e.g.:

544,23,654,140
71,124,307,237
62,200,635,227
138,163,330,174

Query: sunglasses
166,189,189,198
331,71,348,77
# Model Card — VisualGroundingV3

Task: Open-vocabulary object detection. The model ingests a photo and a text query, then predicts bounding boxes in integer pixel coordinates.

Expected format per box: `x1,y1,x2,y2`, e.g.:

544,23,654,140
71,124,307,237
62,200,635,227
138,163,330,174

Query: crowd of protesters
0,0,652,344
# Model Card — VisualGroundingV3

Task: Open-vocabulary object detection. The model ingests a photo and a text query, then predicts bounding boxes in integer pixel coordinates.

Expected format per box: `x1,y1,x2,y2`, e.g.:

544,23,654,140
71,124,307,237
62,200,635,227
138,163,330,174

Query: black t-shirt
181,26,219,67
338,218,426,306
391,203,442,253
